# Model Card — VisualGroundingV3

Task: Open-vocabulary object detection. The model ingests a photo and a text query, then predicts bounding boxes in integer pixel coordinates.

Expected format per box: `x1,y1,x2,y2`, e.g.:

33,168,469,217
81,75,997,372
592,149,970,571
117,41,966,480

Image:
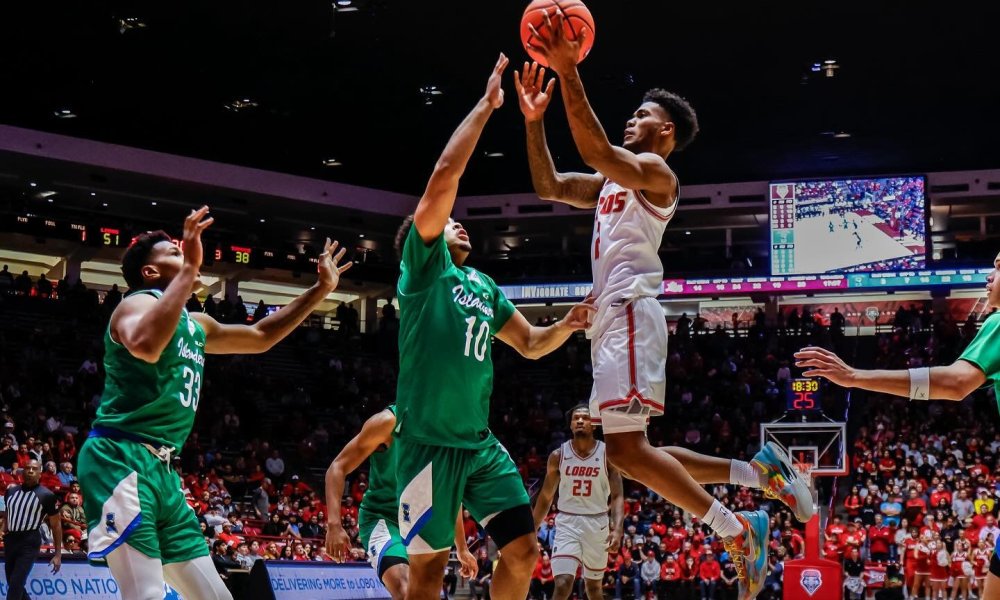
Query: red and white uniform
588,177,677,434
914,543,931,576
551,441,612,580
951,550,969,578
929,544,949,582
974,548,991,578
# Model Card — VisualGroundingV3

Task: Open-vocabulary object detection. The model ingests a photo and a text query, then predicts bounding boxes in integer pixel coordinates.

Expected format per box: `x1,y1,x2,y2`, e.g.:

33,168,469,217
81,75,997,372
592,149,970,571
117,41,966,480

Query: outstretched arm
794,346,986,401
527,12,676,200
323,410,395,562
112,207,213,363
194,239,352,354
532,448,562,530
414,54,509,242
496,301,594,360
515,62,603,208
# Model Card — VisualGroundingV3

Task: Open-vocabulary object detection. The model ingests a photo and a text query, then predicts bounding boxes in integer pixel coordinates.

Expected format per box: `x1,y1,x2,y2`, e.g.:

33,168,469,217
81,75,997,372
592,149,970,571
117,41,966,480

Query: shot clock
786,377,822,412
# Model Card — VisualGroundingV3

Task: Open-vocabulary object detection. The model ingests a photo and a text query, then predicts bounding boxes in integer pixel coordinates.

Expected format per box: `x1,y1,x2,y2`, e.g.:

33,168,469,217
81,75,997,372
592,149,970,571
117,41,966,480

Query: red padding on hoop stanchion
783,513,843,599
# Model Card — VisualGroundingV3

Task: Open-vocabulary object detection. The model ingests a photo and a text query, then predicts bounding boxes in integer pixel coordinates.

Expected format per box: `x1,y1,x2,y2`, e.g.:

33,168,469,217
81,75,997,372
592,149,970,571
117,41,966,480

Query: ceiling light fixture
29,182,37,187
322,158,343,167
54,109,77,119
225,98,259,112
117,17,148,34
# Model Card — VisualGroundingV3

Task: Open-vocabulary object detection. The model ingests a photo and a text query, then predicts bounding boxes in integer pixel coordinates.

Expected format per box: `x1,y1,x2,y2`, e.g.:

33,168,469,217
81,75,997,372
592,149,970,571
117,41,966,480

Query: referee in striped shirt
2,459,61,600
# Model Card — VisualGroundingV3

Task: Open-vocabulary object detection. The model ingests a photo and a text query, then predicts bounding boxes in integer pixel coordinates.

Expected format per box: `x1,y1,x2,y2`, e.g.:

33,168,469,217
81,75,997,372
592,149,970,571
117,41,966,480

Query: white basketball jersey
590,178,676,329
557,440,611,515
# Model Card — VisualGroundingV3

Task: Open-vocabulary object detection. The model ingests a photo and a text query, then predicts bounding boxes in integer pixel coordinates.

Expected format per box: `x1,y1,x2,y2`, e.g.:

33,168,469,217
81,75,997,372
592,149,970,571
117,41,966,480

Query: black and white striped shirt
3,483,57,533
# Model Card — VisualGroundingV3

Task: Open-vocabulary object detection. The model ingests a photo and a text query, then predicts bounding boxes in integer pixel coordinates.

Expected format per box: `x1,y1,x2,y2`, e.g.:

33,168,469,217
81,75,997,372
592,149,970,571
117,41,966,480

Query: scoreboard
786,378,822,412
4,213,318,270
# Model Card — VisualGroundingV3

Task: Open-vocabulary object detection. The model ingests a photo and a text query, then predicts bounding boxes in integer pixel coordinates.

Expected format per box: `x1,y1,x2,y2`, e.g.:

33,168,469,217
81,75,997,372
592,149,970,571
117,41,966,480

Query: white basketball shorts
588,297,666,434
551,512,610,580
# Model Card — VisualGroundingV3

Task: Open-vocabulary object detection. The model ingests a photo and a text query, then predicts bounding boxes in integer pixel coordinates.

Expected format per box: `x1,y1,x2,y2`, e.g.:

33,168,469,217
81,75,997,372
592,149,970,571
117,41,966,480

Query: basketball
520,0,595,68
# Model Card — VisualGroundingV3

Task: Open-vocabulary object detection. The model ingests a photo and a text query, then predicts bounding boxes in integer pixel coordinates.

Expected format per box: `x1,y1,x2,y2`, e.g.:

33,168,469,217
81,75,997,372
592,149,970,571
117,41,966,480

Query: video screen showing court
769,176,927,275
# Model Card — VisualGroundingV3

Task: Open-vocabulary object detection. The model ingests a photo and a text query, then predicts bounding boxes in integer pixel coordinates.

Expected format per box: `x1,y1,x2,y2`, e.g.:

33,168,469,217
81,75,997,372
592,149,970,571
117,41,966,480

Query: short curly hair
642,88,699,152
121,230,171,290
394,215,415,261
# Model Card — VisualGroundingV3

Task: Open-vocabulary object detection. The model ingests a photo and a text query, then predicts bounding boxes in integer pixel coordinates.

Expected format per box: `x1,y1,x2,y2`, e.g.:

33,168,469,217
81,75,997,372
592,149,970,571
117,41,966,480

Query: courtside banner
0,559,183,599
264,561,391,600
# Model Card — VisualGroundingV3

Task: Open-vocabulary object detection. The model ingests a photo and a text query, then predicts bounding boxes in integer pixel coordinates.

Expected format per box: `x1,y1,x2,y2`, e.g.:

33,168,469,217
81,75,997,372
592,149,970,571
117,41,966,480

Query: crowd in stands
0,267,996,599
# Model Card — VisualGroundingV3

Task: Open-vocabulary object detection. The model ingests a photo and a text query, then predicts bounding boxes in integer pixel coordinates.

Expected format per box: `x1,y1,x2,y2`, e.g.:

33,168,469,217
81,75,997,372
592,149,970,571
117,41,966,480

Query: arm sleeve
399,225,450,295
959,314,1000,379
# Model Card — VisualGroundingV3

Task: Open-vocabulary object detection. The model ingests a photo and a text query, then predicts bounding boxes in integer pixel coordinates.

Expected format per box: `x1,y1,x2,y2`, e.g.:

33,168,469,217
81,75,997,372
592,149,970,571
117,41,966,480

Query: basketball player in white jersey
518,12,813,600
532,405,624,600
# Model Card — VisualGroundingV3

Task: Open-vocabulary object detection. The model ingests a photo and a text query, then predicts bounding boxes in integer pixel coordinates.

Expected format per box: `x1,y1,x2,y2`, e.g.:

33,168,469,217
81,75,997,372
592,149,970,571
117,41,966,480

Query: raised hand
316,238,353,292
525,9,586,75
794,346,857,387
513,61,557,122
484,53,510,109
182,206,214,270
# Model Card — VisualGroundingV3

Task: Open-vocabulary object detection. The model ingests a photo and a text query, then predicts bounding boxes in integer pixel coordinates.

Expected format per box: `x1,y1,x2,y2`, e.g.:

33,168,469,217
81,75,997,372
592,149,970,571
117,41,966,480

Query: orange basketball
520,0,595,68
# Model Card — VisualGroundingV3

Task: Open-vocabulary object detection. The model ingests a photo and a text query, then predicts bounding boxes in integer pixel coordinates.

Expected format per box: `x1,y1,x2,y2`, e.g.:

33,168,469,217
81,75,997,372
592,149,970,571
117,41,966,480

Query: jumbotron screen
769,176,927,276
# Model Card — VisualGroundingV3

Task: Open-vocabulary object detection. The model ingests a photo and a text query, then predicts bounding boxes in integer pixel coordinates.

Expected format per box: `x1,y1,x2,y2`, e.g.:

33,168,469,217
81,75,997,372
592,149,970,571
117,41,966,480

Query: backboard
760,418,847,477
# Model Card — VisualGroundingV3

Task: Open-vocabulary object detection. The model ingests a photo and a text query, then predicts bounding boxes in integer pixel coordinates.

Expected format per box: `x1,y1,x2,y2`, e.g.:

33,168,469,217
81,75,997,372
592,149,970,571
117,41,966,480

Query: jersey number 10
463,317,490,362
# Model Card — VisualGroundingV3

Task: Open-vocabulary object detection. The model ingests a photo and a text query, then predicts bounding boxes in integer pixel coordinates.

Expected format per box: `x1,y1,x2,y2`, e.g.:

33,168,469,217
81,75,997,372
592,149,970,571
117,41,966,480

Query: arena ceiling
2,0,999,197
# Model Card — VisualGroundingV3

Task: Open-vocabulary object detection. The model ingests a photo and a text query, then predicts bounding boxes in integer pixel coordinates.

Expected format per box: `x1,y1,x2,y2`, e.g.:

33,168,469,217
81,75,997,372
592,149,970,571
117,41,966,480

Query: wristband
908,367,930,401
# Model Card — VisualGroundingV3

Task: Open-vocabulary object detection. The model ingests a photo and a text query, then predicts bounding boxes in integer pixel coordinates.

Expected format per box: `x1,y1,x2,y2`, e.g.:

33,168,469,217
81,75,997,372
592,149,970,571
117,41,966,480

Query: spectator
266,450,285,480
59,492,87,538
57,462,77,488
640,551,659,598
0,264,13,293
698,551,721,600
530,553,555,600
234,542,255,569
39,461,61,492
470,548,492,600
659,554,681,598
211,540,242,578
617,553,641,600
538,517,556,551
844,547,865,599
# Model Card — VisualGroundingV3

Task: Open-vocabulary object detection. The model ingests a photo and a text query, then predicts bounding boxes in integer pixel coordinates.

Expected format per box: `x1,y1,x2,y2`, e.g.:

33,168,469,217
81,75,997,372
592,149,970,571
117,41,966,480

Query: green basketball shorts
78,436,207,564
395,435,530,553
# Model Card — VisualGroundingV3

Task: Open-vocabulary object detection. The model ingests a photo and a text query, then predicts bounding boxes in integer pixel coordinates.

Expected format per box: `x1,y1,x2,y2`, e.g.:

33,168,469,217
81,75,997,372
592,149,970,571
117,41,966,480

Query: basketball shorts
78,437,207,564
588,296,666,434
551,512,610,580
395,435,530,554
358,508,408,578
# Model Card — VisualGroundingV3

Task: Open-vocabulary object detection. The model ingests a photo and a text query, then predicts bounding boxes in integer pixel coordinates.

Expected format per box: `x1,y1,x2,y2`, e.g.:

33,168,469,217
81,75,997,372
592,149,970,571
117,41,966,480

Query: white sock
730,460,763,489
703,499,744,539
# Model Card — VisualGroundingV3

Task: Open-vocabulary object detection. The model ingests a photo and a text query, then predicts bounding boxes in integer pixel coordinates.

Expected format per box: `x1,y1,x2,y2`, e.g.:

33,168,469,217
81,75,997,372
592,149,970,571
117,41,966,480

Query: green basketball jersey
396,226,516,449
95,289,207,449
960,312,1000,412
360,406,398,521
